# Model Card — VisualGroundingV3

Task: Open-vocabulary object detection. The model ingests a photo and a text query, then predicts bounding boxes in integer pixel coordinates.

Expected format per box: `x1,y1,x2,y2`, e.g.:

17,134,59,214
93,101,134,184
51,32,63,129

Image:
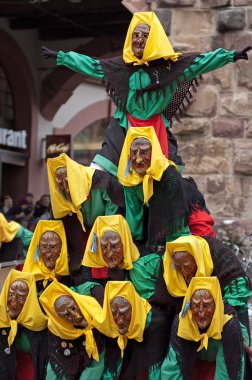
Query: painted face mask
39,231,62,270
131,23,150,59
173,251,197,285
110,296,132,335
130,137,152,176
54,295,88,328
191,289,216,330
55,166,72,202
7,280,29,319
101,231,124,269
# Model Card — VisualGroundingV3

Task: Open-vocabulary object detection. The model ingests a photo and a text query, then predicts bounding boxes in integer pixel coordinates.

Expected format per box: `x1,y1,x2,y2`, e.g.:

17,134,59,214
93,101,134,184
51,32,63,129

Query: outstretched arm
41,46,58,60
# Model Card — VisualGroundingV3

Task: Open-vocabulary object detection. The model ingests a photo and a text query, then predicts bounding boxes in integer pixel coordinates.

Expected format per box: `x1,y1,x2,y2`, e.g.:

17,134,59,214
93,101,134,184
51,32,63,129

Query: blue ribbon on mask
171,257,176,270
181,301,190,318
34,246,39,263
124,158,131,178
91,232,97,253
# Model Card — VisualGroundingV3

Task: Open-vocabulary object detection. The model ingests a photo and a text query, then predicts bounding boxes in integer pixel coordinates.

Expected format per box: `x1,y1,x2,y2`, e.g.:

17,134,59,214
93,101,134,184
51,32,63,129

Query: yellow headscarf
178,277,232,351
123,11,181,66
47,153,94,231
0,213,20,247
0,269,47,347
163,235,214,297
93,281,151,357
39,281,102,361
82,215,139,270
22,220,69,286
117,126,178,204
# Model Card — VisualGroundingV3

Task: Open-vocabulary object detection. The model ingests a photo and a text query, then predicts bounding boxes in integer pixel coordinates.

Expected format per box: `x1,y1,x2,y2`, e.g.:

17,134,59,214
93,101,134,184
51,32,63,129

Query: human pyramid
1,11,252,380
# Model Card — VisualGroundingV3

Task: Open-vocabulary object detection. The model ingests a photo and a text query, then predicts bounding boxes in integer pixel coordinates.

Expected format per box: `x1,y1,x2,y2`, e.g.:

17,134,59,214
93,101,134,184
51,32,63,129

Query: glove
234,46,252,61
224,302,238,317
41,46,58,59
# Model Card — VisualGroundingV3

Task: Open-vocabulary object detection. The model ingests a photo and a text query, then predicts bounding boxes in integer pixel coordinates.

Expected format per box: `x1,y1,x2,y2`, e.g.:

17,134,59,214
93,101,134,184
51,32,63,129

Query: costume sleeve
102,358,123,380
183,48,235,81
129,254,161,299
57,51,103,79
223,277,252,313
79,349,105,380
16,225,33,256
161,345,183,380
81,188,118,228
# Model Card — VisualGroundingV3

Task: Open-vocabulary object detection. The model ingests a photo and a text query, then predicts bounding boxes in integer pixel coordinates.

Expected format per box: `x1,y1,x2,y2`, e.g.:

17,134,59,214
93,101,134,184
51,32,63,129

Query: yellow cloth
163,235,214,297
123,11,181,66
117,126,177,204
22,220,69,286
47,153,94,231
39,281,102,361
82,215,139,270
0,269,47,347
0,213,20,247
178,276,232,351
93,281,151,357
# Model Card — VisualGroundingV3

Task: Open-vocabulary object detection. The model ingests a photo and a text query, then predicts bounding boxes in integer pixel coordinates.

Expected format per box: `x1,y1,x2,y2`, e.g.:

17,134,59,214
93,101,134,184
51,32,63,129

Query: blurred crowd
0,193,52,231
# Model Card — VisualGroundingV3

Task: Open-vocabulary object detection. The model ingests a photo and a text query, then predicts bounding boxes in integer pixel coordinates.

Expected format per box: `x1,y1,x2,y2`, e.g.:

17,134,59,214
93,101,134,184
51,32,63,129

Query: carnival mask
7,280,29,319
55,166,72,202
173,251,197,285
130,137,152,175
101,231,124,269
131,24,150,59
110,296,132,335
54,295,88,328
191,289,216,330
39,231,62,270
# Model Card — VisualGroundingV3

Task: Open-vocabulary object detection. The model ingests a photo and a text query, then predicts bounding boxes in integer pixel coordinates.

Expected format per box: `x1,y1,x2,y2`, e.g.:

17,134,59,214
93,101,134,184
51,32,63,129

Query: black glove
234,46,252,61
41,46,58,59
224,302,238,317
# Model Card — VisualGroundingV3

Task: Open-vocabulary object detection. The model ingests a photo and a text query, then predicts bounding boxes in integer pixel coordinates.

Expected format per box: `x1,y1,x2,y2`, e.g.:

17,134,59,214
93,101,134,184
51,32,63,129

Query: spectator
33,193,51,220
0,195,24,223
18,193,34,227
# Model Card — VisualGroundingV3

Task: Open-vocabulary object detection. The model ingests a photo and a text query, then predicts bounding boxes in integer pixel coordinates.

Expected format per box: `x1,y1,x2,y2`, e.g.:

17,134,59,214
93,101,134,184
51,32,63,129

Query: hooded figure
82,214,161,299
22,220,70,291
161,277,248,380
47,153,121,282
42,11,250,170
39,281,104,380
151,235,251,330
0,212,33,261
0,269,48,380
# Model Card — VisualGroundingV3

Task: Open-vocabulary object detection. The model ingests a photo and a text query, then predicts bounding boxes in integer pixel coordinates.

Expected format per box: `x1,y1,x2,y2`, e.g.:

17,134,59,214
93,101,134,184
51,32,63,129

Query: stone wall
156,0,252,241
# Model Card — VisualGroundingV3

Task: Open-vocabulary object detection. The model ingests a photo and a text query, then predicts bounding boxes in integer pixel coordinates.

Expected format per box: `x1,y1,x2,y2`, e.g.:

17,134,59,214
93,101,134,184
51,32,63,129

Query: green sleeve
79,349,105,380
123,185,144,241
102,357,123,380
223,277,252,313
57,50,103,79
71,281,102,296
81,188,118,227
184,48,235,81
166,222,191,242
16,225,33,257
129,254,161,299
161,345,183,380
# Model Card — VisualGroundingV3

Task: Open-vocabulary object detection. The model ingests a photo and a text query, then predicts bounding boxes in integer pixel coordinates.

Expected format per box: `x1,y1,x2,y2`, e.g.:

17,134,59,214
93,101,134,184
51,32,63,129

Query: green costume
57,48,235,133
161,320,248,380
